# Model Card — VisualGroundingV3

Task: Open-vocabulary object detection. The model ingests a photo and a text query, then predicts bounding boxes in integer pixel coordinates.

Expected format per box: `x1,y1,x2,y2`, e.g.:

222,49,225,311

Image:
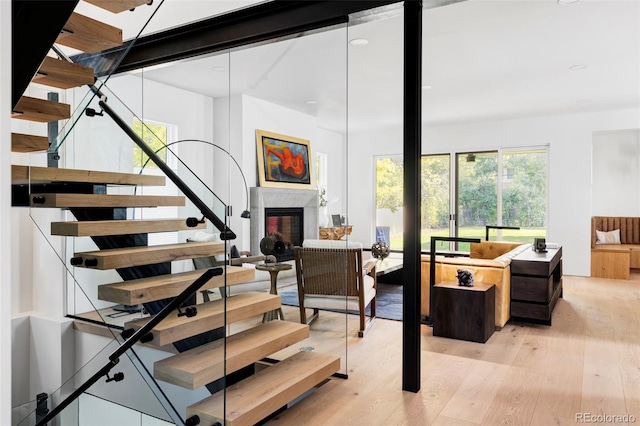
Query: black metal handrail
35,267,222,426
98,99,236,239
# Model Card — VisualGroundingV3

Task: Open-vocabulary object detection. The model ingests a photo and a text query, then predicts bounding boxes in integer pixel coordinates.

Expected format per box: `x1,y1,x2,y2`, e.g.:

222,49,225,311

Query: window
132,119,179,247
375,156,403,249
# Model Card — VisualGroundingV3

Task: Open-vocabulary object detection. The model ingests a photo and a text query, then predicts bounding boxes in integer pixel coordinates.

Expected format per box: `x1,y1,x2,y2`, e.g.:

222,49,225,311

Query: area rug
278,282,403,321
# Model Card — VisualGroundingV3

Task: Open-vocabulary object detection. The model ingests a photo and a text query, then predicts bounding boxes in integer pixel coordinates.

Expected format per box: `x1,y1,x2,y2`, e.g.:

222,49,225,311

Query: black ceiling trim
73,0,400,76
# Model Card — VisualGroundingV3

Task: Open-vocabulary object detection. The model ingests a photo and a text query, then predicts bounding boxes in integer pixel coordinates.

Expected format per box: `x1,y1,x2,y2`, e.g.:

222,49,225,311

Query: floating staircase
11,1,340,424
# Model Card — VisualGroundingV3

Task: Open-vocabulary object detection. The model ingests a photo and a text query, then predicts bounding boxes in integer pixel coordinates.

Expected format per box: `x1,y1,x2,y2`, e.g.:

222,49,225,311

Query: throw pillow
596,229,621,244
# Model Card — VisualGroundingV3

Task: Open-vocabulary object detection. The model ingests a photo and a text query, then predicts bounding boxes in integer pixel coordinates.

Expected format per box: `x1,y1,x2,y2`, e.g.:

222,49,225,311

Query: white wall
240,94,345,249
11,314,75,424
592,129,640,216
348,107,640,276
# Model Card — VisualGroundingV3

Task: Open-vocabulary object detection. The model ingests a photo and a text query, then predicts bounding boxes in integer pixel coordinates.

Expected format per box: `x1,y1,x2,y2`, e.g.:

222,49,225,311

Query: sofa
421,241,531,328
590,216,640,279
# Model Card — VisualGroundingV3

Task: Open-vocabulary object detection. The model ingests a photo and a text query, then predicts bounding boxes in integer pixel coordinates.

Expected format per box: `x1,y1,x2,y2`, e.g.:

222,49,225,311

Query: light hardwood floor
263,275,640,426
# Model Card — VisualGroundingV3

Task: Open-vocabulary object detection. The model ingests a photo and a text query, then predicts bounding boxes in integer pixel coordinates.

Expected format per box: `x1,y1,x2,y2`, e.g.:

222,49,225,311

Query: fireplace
250,187,319,259
265,207,304,262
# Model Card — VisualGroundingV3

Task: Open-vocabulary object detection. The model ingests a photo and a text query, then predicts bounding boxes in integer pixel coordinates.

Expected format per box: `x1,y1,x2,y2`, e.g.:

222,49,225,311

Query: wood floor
262,275,640,426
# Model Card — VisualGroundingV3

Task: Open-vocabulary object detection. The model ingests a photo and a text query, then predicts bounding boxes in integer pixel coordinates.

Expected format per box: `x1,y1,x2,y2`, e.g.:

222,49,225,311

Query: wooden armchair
294,239,377,337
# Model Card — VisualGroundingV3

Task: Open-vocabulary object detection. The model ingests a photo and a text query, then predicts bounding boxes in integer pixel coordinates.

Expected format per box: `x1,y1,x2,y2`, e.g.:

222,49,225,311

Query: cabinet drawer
511,275,552,303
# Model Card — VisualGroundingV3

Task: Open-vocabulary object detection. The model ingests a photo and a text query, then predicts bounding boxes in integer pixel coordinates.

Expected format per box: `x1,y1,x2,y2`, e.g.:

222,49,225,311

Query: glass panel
501,149,548,243
456,151,498,251
21,44,235,425
13,339,181,426
421,154,451,252
228,21,350,379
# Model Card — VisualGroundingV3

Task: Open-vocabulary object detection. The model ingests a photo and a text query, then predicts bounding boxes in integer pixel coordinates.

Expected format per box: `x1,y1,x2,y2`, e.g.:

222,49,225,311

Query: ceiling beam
73,0,402,76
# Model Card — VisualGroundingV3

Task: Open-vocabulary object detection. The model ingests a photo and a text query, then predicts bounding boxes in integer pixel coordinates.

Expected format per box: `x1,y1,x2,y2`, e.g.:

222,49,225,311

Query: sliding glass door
416,148,547,252
456,151,498,247
501,149,547,243
421,154,451,252
455,148,547,248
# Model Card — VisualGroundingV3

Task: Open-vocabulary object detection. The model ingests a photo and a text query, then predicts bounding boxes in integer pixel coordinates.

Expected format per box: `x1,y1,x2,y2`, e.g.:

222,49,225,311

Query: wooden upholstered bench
591,216,640,279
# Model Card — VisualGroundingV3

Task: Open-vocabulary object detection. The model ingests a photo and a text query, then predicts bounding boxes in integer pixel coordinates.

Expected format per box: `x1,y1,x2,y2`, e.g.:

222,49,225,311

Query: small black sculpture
456,269,474,287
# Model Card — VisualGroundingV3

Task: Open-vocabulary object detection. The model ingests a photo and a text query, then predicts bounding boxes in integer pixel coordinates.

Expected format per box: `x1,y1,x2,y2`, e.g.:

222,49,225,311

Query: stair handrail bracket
34,268,222,426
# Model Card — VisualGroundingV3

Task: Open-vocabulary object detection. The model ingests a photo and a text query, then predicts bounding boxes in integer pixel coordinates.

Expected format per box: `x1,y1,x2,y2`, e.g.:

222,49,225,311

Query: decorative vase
319,206,330,227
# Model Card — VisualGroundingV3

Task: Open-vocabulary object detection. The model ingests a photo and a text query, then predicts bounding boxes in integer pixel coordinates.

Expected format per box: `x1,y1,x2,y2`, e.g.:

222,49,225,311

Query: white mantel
249,187,319,255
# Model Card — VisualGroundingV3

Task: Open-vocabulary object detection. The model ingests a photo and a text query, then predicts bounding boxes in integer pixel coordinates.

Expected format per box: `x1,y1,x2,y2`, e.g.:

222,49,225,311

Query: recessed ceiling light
569,64,587,71
350,38,369,47
212,66,226,72
422,85,432,90
557,0,580,4
304,100,317,105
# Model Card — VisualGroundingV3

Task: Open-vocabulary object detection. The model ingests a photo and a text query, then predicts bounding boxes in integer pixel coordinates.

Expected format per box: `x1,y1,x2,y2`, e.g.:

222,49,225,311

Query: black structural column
403,0,422,393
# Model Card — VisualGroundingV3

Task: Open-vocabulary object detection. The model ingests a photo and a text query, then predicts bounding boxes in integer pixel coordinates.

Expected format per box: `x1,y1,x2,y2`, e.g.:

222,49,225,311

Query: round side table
255,262,292,322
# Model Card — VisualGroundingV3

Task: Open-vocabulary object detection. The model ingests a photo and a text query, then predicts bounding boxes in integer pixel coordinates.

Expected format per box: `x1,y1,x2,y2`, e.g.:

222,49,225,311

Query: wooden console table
319,226,352,240
510,246,563,325
432,281,495,343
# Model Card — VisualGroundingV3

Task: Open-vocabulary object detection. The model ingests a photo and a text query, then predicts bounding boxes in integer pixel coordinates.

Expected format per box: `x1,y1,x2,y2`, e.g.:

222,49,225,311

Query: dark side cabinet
510,246,563,325
433,281,495,343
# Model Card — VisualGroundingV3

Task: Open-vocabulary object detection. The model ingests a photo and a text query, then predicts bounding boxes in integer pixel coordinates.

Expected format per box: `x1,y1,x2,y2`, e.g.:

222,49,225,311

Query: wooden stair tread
11,133,49,153
83,0,151,14
187,350,340,426
73,241,224,270
12,96,70,122
30,193,184,208
124,292,281,346
33,56,94,89
57,12,122,53
52,218,206,237
98,266,255,305
12,165,165,186
155,321,309,389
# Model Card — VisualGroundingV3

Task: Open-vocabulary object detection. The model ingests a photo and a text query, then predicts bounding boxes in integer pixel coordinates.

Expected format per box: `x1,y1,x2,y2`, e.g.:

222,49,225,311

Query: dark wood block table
432,281,495,343
510,246,563,325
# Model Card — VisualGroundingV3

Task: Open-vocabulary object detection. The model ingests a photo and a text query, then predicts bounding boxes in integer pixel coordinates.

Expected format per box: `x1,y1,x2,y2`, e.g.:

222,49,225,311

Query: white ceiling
116,0,640,132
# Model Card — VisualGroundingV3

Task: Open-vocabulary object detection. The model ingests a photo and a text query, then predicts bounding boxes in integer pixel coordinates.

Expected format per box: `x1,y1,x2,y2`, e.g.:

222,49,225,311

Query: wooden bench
591,216,640,279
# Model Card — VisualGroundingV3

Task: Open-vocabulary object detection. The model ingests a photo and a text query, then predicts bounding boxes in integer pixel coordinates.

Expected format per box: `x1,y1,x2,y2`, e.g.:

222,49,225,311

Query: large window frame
375,145,549,252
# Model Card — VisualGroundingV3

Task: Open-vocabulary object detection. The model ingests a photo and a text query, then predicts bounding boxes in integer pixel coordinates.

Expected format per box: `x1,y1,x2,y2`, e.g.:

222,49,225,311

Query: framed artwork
256,129,312,188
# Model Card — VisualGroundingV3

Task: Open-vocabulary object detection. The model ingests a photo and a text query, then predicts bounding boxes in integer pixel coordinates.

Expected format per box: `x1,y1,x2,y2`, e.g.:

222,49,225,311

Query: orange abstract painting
256,130,312,188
